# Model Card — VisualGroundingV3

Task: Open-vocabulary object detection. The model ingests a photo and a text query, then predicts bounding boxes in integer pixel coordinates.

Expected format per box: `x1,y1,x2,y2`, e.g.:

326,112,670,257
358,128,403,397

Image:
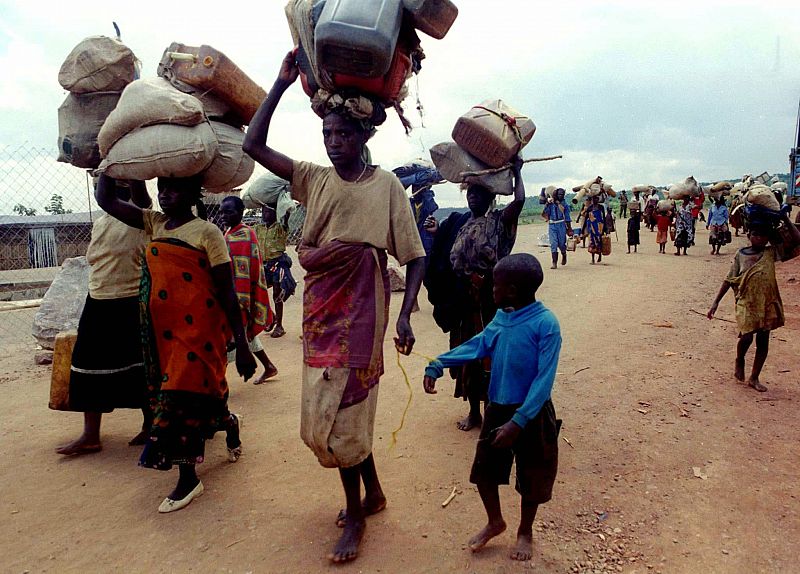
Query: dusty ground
1,221,798,574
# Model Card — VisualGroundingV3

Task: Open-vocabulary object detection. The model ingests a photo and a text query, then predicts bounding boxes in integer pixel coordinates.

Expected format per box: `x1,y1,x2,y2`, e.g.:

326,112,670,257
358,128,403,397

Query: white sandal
158,481,204,513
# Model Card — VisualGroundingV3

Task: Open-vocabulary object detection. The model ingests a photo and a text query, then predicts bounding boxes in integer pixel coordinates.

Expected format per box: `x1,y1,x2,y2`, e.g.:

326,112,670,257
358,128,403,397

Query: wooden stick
441,486,458,508
459,155,563,178
573,366,590,375
689,308,736,324
0,298,42,313
562,436,574,449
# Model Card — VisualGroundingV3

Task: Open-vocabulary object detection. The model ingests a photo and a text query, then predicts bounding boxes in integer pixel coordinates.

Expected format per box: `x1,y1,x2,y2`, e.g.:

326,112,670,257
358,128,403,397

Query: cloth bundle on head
311,89,389,136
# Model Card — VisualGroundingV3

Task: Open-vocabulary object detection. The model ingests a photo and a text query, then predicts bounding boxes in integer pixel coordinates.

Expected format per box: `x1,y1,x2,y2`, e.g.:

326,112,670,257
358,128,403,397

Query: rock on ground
387,263,406,292
32,257,89,349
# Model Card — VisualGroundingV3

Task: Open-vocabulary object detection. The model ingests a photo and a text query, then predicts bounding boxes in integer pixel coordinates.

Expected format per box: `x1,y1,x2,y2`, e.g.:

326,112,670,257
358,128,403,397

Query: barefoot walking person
655,209,673,254
219,196,279,385
255,205,296,338
243,52,426,563
626,209,641,254
95,174,256,512
707,196,730,255
423,254,561,561
586,195,606,264
541,187,571,269
707,216,800,392
674,199,694,256
57,180,152,456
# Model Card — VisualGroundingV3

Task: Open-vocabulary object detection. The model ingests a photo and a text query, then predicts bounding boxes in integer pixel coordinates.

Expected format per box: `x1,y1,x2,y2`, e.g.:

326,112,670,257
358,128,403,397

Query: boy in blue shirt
423,253,561,561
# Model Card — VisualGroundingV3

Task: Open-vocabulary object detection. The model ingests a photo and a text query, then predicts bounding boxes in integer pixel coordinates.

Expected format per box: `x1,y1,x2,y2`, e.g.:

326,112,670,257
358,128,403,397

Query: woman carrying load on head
674,198,695,256
95,174,256,514
586,195,606,264
707,196,730,255
56,180,153,456
730,194,746,236
243,52,427,564
425,159,525,433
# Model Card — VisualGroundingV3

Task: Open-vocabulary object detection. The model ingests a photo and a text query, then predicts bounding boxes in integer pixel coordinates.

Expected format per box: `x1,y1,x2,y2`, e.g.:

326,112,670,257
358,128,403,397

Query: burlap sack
57,92,121,169
99,122,218,181
430,142,513,195
657,199,674,213
242,173,291,208
711,181,733,193
771,181,788,193
58,36,137,94
572,177,602,193
631,184,651,194
98,78,205,157
745,184,781,211
202,122,255,193
601,182,616,198
668,176,699,200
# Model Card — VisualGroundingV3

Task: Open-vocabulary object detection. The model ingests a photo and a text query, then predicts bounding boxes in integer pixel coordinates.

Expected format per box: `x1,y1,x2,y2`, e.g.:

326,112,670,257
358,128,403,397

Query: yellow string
389,348,439,451
390,349,413,451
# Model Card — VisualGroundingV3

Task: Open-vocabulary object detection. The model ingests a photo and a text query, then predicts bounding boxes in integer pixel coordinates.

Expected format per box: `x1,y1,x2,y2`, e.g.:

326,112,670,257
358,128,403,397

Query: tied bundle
285,0,458,134
571,177,616,205
429,99,551,195
56,29,140,169
94,43,263,191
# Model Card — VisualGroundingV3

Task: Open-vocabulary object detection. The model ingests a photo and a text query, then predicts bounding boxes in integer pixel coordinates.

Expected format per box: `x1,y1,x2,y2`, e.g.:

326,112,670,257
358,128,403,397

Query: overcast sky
1,0,799,213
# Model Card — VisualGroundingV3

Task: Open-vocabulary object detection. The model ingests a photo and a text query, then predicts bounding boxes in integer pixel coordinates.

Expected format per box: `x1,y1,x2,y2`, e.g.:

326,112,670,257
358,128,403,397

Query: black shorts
469,400,560,503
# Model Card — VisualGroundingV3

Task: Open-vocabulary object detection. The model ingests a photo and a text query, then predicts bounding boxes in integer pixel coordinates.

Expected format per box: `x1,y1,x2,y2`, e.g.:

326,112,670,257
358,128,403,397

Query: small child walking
655,211,673,254
707,215,800,392
627,210,641,253
423,253,561,562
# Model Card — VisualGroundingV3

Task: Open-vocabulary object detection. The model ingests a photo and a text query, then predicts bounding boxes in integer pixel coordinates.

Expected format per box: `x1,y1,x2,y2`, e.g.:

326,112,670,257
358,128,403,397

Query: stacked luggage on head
57,35,139,169
286,0,458,132
95,42,263,192
430,99,535,195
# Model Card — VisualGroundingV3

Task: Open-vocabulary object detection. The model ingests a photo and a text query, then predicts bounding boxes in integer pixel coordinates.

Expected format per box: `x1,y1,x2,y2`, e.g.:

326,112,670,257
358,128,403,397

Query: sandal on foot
158,481,204,513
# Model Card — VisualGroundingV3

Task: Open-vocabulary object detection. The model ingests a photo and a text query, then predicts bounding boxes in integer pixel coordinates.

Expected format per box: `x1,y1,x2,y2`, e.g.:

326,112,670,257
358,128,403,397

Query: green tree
12,204,37,216
44,194,72,215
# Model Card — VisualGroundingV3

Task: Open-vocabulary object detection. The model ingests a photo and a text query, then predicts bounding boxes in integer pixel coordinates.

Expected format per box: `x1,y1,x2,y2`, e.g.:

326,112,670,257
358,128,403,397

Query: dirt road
1,221,798,574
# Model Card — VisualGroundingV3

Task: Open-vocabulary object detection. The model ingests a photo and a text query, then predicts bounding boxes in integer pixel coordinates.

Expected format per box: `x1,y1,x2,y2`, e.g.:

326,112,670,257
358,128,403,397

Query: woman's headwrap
311,89,387,139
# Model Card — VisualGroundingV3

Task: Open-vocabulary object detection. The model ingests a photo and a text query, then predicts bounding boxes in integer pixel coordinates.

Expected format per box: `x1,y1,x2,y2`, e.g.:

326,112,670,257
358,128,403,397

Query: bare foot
457,412,482,432
329,519,365,563
748,379,768,392
734,358,745,382
510,533,533,561
56,438,102,456
550,264,557,269
128,431,148,446
336,495,387,527
254,363,279,384
468,520,507,552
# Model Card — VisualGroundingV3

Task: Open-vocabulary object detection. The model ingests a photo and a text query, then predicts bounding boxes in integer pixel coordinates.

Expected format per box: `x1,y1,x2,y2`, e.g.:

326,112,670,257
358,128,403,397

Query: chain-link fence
0,144,101,345
0,144,306,348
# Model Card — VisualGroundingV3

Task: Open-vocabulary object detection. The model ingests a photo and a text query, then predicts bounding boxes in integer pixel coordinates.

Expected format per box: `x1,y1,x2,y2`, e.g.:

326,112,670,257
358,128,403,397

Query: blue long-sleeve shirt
542,201,571,223
707,204,729,226
425,300,561,428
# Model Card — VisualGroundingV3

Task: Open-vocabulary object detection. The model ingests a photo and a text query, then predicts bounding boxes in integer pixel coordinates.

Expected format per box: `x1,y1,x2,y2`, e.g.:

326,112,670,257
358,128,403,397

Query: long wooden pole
459,155,563,179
